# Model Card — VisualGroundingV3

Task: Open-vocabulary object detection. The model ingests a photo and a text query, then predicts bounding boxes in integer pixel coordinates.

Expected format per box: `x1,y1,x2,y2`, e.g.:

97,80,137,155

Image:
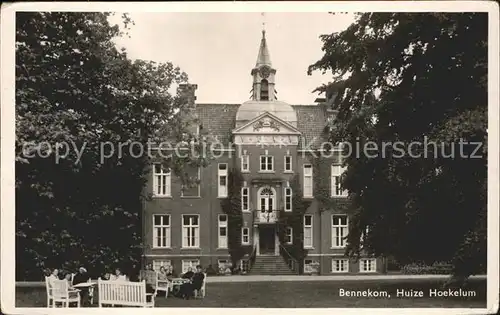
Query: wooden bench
98,279,155,307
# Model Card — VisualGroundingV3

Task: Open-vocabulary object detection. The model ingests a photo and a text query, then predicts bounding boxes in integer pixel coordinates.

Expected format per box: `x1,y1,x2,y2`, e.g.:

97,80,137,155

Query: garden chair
51,279,81,307
45,276,53,307
155,272,170,298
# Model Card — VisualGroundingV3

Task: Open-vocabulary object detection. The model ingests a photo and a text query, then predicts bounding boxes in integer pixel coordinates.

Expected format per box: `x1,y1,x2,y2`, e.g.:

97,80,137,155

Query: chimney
325,87,339,111
324,86,339,133
179,83,198,107
178,83,199,137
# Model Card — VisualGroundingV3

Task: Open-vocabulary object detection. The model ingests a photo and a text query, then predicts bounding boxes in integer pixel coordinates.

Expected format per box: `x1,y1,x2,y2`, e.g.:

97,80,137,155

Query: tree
15,12,204,279
309,13,487,280
220,168,246,268
277,175,312,274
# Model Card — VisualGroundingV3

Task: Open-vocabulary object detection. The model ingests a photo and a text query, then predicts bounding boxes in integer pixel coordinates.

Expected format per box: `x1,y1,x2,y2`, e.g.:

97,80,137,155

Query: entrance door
259,226,275,255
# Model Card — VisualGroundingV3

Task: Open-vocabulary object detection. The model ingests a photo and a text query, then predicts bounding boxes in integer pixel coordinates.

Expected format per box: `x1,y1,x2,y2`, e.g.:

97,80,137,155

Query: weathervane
261,12,266,34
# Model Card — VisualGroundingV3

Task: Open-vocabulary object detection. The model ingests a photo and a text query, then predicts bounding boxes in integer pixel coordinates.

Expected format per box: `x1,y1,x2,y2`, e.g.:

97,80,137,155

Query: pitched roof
293,105,329,149
195,103,328,148
196,104,239,144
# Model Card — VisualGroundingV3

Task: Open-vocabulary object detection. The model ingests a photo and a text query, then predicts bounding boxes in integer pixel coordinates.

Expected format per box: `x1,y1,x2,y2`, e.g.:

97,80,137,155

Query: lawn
16,278,486,308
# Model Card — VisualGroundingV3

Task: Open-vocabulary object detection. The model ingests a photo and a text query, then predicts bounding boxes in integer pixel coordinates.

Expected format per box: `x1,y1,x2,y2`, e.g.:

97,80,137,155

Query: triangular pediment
232,112,301,135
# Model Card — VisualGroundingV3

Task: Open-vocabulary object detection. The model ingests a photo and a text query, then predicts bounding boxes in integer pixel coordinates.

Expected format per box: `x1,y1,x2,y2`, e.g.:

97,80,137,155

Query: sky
110,12,356,105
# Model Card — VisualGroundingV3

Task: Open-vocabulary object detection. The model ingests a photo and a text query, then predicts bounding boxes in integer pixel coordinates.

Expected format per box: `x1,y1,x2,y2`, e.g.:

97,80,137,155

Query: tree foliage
220,168,246,267
277,175,312,274
309,13,487,277
15,12,201,279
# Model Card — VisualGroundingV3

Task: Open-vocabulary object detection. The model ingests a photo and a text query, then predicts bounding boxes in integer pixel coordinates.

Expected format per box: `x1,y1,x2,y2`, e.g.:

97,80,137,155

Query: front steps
248,255,296,275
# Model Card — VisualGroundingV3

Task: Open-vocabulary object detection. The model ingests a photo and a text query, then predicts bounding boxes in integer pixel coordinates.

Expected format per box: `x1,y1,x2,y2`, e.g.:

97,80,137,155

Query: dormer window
260,79,269,101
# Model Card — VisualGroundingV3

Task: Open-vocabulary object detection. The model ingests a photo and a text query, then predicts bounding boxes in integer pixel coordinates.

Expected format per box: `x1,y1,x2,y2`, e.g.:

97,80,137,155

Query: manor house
142,30,386,275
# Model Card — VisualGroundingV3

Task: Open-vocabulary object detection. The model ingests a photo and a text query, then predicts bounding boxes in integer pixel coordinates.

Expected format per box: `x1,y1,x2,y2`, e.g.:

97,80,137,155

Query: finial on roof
262,12,266,34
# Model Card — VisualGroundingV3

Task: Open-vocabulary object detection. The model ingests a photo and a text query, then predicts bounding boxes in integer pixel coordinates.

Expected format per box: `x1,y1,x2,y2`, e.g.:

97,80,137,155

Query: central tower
250,30,277,101
235,29,297,128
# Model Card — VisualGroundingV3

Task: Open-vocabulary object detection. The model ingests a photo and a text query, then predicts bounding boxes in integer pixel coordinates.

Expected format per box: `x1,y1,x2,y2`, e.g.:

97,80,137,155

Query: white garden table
170,278,190,292
73,281,96,306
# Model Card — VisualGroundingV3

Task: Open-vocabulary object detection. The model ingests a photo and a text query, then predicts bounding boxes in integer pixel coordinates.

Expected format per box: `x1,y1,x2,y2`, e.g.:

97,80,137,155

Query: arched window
258,187,275,212
260,79,269,101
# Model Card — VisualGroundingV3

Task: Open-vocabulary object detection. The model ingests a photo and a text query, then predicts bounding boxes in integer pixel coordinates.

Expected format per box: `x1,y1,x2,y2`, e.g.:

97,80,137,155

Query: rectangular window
241,187,249,211
284,156,292,172
331,165,348,197
181,167,201,197
303,215,313,248
152,214,171,248
241,154,249,172
284,187,292,211
182,215,200,248
285,227,293,244
218,214,228,248
218,163,228,197
153,260,171,272
259,156,274,172
360,259,377,273
182,259,200,273
332,259,349,273
241,227,250,245
332,215,348,248
303,164,313,197
152,164,171,197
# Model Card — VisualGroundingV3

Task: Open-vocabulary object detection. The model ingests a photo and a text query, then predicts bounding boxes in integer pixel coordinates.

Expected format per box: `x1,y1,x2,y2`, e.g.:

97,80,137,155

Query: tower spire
251,14,276,101
256,13,271,67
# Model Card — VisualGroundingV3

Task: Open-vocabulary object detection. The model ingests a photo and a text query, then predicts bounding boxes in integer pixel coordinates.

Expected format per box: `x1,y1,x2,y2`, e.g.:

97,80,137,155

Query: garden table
170,278,190,295
73,282,96,306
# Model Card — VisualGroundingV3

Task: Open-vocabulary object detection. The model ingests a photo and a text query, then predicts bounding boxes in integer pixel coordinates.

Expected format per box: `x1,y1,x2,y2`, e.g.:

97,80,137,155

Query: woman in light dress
158,266,169,281
47,268,59,286
110,268,128,281
63,271,74,288
156,266,170,296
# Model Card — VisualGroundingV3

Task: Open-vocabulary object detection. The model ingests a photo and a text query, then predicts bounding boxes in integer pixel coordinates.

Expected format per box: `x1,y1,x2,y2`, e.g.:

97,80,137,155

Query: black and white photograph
1,1,498,314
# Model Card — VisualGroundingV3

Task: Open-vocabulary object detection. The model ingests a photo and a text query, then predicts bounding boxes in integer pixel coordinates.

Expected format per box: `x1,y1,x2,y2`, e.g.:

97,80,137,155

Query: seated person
102,272,111,280
47,268,59,285
56,270,79,300
181,267,194,279
63,271,74,288
158,266,169,281
110,268,127,281
139,268,157,294
172,267,193,297
179,265,205,300
73,267,91,305
73,267,90,284
166,265,177,280
155,266,170,296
